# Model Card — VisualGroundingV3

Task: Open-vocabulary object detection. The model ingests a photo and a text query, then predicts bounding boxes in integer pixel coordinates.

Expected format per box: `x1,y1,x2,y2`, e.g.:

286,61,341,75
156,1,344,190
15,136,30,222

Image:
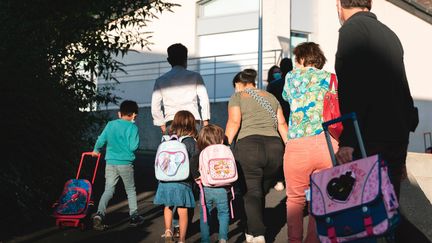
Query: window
199,30,258,56
290,32,309,57
199,0,259,18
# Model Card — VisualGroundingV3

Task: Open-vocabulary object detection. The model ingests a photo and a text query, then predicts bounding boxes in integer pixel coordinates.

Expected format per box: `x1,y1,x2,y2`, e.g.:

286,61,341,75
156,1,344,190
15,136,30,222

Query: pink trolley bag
52,152,101,230
310,113,400,243
198,144,238,223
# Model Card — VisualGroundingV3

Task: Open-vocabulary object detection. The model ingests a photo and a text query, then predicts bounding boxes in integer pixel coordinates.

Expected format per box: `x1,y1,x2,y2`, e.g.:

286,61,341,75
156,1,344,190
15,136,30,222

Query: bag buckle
327,226,338,243
363,216,374,236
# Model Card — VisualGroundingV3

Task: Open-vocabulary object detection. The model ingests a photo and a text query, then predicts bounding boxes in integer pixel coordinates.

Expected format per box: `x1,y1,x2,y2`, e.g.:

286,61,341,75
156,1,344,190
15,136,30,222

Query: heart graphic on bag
158,151,186,176
326,171,356,202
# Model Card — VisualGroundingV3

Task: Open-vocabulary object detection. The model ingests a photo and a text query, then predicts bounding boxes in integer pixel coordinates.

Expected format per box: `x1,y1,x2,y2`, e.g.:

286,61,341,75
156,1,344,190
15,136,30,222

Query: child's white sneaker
252,235,266,243
245,233,254,243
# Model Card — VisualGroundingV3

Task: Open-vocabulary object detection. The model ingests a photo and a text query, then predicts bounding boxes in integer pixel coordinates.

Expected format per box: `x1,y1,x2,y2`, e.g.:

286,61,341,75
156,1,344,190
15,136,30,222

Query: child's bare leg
177,207,189,242
164,206,173,231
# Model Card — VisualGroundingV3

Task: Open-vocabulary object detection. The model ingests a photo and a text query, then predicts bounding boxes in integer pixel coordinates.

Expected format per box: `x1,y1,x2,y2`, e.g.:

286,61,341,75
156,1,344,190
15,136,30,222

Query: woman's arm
277,107,288,144
225,106,242,145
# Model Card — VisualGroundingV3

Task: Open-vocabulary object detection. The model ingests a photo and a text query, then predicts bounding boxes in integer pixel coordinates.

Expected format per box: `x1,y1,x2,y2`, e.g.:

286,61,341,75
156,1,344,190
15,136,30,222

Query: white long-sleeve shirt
151,66,211,126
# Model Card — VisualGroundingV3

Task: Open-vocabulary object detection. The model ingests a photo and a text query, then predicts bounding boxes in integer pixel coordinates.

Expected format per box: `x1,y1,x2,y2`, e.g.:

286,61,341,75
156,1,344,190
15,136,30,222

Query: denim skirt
154,182,195,208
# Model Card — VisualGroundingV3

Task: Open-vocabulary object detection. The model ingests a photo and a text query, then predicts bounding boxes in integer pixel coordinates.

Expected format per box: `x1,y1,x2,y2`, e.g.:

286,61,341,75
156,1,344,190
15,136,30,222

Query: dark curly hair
293,42,327,69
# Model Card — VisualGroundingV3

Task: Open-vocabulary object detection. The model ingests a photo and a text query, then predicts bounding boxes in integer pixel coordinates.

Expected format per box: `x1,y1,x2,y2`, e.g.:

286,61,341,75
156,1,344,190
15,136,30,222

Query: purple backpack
310,113,400,242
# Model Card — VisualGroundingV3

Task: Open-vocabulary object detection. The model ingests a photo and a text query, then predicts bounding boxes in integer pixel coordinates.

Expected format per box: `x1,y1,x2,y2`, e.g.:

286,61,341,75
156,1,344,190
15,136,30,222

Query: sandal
162,229,174,243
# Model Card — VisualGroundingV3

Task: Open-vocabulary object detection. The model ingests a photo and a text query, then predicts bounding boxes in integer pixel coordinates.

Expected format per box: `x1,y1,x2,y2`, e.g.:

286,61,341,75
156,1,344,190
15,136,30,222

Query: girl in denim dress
154,110,198,243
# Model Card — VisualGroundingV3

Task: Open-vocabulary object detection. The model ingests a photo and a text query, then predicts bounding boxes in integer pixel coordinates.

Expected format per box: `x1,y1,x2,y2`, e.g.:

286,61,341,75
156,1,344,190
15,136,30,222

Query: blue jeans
199,187,229,243
97,164,138,216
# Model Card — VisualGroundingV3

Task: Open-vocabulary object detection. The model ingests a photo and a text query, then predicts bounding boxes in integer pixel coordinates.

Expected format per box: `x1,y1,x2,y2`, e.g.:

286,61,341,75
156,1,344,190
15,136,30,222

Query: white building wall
263,0,291,55
313,1,432,152
120,0,198,64
291,0,317,34
374,2,432,153
98,0,432,152
311,1,340,73
100,0,291,108
108,0,293,78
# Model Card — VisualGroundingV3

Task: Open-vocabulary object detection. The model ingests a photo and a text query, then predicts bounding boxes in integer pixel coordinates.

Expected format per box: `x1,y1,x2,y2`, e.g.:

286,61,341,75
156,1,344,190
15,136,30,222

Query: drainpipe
258,0,263,89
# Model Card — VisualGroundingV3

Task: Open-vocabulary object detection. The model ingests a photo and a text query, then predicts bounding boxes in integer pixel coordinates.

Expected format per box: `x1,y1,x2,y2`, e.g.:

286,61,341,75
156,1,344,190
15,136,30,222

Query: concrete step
401,152,432,242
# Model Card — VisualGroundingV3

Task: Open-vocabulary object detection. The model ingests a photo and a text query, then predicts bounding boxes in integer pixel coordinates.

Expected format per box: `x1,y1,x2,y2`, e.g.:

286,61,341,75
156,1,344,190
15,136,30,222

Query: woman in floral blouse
282,42,338,243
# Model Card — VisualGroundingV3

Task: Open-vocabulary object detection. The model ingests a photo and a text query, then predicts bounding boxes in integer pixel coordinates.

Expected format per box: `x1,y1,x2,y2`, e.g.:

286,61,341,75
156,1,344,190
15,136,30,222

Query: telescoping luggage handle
322,112,367,166
76,152,101,184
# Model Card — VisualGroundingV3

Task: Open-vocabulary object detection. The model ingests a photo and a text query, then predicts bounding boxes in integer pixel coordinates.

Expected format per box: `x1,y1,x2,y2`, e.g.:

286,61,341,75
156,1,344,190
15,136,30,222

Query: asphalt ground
3,152,431,243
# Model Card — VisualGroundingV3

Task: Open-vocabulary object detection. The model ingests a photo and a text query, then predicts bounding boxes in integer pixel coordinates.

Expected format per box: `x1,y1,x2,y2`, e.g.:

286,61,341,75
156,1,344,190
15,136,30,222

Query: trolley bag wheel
80,222,86,231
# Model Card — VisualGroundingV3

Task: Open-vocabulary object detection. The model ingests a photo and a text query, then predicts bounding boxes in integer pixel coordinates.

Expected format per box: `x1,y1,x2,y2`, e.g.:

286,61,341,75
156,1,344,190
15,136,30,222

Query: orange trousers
283,133,338,243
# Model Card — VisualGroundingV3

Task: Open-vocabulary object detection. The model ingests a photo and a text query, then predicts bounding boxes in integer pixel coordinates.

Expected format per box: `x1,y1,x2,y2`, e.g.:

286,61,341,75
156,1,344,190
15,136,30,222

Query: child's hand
91,151,100,157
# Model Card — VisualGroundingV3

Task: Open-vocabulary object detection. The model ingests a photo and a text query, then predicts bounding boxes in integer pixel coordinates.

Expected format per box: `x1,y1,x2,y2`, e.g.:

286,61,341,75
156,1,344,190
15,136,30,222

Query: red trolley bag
310,113,400,242
52,152,101,230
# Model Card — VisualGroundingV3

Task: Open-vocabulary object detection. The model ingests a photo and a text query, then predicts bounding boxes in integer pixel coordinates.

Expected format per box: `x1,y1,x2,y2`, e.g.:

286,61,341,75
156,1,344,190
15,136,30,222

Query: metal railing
98,49,282,108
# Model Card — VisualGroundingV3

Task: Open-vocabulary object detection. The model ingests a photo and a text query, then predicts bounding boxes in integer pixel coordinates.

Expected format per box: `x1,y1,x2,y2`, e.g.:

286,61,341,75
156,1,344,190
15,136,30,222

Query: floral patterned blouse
282,67,332,139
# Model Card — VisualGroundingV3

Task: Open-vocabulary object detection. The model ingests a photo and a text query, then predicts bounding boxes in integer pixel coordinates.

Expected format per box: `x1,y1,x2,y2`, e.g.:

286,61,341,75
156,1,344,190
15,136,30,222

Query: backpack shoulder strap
161,135,171,142
243,88,278,129
178,135,191,143
329,73,337,91
197,181,208,223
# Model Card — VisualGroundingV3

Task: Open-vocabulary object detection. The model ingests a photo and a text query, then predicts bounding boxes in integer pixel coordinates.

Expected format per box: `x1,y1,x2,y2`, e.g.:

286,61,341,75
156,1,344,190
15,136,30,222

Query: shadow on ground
3,152,431,243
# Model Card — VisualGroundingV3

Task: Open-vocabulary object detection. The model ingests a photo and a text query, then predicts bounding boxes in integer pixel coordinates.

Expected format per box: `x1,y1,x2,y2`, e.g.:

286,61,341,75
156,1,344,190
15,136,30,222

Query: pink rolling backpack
310,113,400,242
198,144,238,222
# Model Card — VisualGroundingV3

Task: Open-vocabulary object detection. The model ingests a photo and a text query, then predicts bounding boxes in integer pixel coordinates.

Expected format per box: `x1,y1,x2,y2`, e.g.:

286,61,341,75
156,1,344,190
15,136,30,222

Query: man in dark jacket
334,0,418,200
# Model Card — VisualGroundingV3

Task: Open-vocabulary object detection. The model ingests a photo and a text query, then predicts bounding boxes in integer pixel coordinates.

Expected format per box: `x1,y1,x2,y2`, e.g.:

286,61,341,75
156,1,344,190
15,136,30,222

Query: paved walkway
18,190,287,243
6,152,288,243
399,152,432,241
5,152,432,243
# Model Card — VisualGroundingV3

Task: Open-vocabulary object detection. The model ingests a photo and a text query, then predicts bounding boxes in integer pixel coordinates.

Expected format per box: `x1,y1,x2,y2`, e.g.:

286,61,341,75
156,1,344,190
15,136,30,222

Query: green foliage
0,0,176,236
